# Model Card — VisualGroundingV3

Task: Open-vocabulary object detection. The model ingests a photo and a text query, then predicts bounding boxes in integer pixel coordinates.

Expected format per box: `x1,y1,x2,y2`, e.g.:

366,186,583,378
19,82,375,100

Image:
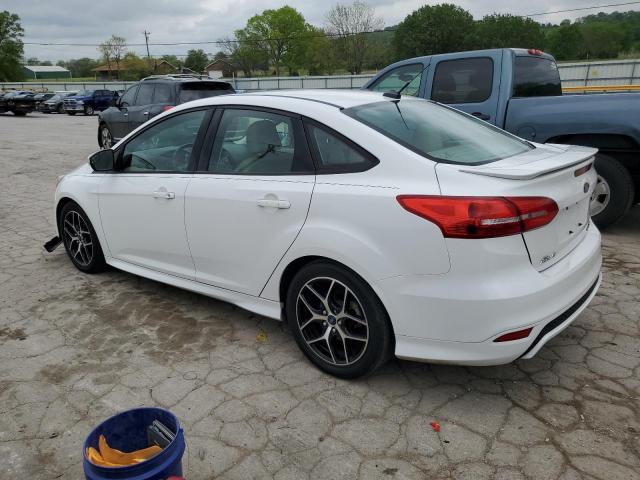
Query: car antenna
382,64,429,100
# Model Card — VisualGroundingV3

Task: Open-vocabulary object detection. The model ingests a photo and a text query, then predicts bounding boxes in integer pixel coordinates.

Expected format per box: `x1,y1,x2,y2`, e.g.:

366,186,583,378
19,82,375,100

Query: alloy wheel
296,277,369,366
101,127,112,149
62,210,94,267
590,174,610,217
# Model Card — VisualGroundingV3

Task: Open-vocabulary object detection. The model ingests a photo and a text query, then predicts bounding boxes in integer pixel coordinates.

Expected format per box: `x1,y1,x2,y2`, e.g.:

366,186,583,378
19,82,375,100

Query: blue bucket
83,407,185,480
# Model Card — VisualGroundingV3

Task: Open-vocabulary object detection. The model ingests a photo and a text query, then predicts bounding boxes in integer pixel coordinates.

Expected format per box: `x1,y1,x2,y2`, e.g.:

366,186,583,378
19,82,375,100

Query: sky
4,0,640,61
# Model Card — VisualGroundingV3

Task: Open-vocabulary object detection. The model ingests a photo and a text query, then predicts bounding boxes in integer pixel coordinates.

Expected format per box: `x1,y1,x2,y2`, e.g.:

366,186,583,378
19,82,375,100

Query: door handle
143,111,149,116
152,191,175,199
471,112,490,121
257,198,290,209
123,113,128,117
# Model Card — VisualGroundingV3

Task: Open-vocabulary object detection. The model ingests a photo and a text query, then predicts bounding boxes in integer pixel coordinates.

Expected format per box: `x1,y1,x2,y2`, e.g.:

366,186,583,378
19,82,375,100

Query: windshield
179,83,232,103
344,99,532,165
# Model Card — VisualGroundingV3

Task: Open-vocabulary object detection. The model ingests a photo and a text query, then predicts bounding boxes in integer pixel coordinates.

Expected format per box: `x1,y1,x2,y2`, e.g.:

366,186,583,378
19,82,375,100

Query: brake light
396,196,558,239
574,163,593,177
163,105,174,111
494,327,533,342
527,49,543,56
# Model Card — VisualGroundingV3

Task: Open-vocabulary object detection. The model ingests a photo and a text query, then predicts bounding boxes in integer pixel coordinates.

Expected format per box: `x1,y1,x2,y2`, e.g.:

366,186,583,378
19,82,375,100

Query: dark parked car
64,89,118,116
0,90,36,116
98,74,235,148
41,91,78,113
33,92,54,111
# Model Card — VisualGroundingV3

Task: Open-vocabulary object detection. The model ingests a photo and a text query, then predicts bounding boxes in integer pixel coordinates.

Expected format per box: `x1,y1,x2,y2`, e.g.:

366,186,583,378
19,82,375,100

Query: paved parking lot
1,112,639,480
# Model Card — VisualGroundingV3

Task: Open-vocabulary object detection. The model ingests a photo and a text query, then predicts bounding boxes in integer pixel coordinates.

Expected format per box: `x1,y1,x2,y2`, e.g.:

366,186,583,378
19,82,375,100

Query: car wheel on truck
591,154,635,229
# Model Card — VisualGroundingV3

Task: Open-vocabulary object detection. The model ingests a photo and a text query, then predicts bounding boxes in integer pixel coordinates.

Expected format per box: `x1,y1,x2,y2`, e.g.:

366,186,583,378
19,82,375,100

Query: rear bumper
381,223,602,365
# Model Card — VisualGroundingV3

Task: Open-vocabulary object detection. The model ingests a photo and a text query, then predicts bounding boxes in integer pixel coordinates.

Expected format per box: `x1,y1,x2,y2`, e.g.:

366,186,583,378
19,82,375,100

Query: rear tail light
494,327,533,342
163,105,174,111
396,196,558,239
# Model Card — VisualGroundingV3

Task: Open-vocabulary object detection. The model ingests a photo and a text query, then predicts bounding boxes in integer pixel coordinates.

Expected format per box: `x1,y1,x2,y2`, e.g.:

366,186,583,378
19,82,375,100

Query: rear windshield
513,57,562,97
344,99,532,165
178,82,233,103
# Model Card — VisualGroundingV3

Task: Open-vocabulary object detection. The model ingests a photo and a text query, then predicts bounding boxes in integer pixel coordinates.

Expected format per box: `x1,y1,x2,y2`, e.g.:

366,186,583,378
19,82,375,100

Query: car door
98,108,211,279
128,82,155,131
425,51,502,125
111,85,138,139
185,107,315,295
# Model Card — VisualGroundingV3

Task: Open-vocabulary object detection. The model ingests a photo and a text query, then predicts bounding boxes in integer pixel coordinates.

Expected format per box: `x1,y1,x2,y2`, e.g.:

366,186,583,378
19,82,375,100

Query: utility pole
143,30,153,72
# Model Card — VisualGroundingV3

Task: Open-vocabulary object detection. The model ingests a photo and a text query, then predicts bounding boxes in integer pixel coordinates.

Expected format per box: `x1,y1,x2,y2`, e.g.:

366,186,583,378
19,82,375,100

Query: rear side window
179,82,233,103
368,63,423,97
513,57,562,97
136,84,154,105
306,123,378,173
154,83,172,104
431,58,493,104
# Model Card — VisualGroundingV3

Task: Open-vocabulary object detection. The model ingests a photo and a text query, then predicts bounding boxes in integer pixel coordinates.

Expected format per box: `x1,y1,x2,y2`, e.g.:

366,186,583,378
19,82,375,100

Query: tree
325,1,384,74
545,21,583,60
161,55,184,69
98,35,127,79
293,25,334,75
244,6,308,76
393,3,475,59
120,52,152,80
580,21,627,59
0,11,24,81
474,14,544,50
184,48,209,73
221,31,269,77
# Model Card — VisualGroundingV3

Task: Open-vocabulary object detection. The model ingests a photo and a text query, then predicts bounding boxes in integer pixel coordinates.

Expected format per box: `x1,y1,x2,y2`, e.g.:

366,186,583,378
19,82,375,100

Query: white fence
3,58,640,92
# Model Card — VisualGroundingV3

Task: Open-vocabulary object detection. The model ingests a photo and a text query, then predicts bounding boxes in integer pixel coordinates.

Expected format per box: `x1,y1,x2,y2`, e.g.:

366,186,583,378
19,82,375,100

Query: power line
21,1,640,48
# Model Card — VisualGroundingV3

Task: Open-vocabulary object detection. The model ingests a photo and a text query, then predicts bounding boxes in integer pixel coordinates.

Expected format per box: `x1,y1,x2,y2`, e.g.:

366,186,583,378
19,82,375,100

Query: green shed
22,65,72,79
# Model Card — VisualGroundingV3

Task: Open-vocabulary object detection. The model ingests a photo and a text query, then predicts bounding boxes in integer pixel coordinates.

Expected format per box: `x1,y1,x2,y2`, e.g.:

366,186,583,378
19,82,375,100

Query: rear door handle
153,191,175,199
471,112,491,121
257,198,290,209
143,111,149,116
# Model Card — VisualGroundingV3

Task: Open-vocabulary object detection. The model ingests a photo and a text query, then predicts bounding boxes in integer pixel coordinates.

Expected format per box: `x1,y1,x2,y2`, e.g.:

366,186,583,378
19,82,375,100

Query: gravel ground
1,111,639,480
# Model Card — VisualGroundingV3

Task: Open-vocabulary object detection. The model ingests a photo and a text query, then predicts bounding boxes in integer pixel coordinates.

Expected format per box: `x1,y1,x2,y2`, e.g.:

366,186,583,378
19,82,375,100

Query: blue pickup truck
64,89,118,116
365,48,639,228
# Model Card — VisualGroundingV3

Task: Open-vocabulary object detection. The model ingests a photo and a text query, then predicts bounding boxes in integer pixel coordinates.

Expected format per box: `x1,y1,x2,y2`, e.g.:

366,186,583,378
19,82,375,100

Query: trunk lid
436,143,598,271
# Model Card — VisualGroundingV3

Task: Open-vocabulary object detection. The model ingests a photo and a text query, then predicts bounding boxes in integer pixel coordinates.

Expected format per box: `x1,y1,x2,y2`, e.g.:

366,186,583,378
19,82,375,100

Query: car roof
174,89,391,114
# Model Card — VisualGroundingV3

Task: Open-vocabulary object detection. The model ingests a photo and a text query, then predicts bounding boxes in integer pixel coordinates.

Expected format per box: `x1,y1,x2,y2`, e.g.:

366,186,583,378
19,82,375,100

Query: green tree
160,55,184,69
184,48,209,73
393,3,475,59
473,14,544,50
121,52,152,80
244,6,308,76
580,21,627,59
545,21,583,60
325,1,384,74
0,11,24,81
295,26,334,75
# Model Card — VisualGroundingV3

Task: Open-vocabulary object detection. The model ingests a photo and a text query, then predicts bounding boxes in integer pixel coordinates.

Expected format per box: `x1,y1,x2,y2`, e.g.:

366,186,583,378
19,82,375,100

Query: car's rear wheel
286,261,392,378
57,104,64,114
13,111,26,116
84,105,94,115
59,202,107,273
99,124,113,149
591,154,635,229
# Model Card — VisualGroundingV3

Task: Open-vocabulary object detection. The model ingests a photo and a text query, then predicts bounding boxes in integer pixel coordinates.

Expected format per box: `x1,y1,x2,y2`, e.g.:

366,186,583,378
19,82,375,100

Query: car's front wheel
59,201,107,273
286,261,393,378
57,104,64,114
99,124,113,149
84,105,94,115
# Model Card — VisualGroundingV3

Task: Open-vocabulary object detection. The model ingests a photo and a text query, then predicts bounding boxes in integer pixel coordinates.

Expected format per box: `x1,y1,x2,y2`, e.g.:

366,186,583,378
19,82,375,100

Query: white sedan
51,90,602,378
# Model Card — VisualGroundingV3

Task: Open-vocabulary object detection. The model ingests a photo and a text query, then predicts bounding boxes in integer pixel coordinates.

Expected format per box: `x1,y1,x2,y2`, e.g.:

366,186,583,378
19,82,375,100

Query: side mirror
89,149,114,171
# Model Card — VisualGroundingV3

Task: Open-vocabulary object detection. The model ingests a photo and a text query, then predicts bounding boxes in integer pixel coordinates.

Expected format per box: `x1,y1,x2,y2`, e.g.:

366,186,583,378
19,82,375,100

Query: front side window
431,58,493,104
513,57,562,97
120,86,138,106
121,110,206,172
306,124,376,172
135,84,154,106
208,109,312,175
344,99,532,165
368,63,423,97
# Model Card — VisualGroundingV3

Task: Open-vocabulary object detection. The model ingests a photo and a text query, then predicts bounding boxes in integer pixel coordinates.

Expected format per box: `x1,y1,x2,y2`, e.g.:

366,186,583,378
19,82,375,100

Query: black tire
591,154,635,229
57,104,64,114
98,124,113,149
285,261,393,378
67,112,76,116
84,105,94,115
12,111,27,116
58,201,107,273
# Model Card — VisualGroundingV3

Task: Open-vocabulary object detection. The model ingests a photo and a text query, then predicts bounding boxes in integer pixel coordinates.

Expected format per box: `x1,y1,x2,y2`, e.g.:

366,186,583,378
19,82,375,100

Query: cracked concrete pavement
1,112,639,480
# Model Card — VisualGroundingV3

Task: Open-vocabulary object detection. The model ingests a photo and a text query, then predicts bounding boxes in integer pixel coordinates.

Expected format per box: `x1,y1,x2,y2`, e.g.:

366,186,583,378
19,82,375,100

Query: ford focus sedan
51,90,602,378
